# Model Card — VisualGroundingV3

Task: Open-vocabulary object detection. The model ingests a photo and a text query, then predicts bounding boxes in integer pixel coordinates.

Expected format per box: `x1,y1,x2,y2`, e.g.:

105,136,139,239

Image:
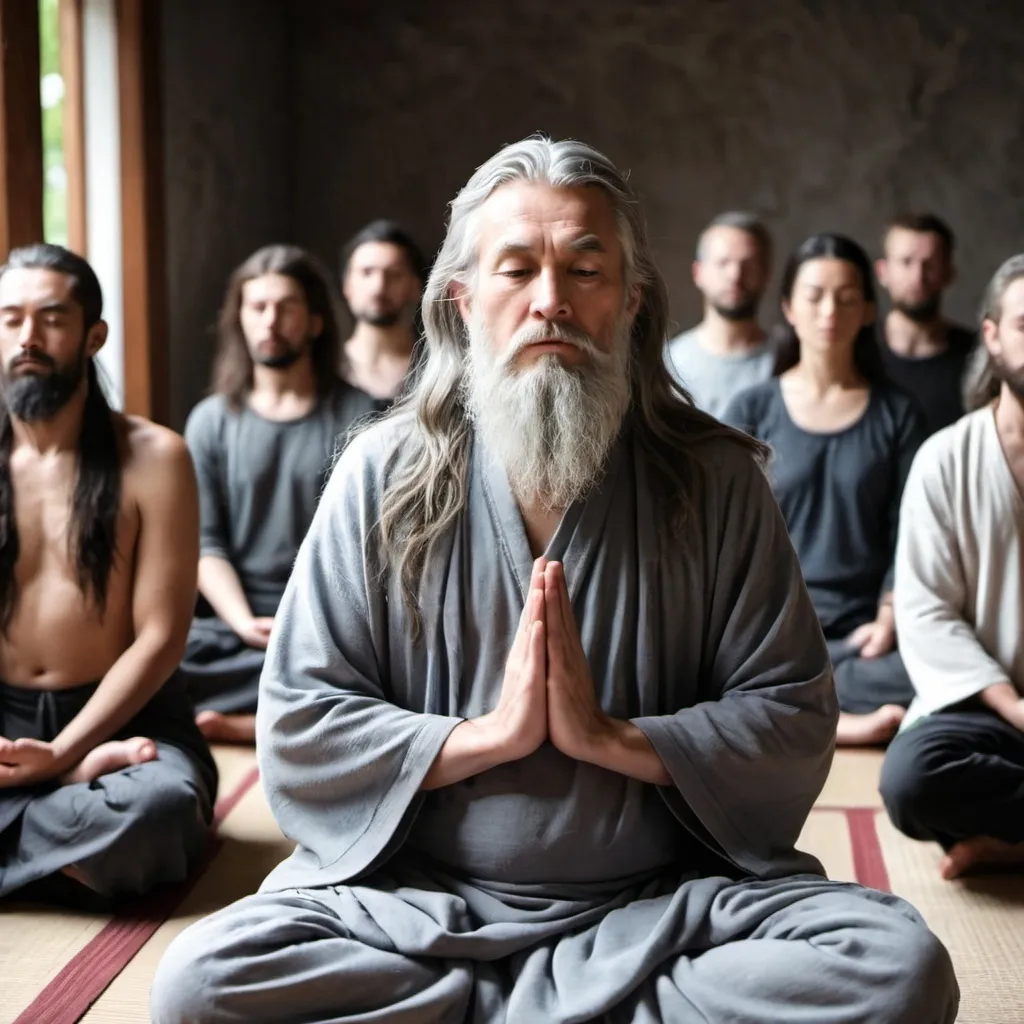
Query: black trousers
880,702,1024,849
0,674,217,901
179,615,266,715
827,640,916,714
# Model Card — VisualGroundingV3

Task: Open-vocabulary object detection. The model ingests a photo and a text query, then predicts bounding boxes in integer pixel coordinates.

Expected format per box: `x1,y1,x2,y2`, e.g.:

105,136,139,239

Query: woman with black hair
723,234,928,746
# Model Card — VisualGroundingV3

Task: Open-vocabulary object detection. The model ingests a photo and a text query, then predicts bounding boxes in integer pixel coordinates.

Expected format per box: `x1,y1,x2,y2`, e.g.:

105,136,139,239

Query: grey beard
464,316,632,510
995,354,1024,404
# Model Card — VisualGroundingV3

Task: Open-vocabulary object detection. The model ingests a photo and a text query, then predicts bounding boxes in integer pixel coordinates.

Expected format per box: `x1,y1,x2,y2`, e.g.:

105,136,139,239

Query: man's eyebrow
491,235,609,261
567,234,607,254
0,301,73,314
492,240,534,260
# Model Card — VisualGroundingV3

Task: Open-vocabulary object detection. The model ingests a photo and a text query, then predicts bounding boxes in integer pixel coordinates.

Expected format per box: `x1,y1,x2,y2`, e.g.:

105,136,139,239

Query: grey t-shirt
184,384,378,616
664,326,775,419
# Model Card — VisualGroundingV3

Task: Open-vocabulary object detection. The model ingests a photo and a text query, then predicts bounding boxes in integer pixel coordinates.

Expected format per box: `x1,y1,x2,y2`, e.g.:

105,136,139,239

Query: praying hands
421,557,670,789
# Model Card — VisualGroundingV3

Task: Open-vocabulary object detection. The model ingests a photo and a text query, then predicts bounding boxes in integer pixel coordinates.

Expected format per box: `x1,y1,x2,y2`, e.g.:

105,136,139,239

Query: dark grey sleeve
183,402,232,562
719,388,762,440
881,400,929,596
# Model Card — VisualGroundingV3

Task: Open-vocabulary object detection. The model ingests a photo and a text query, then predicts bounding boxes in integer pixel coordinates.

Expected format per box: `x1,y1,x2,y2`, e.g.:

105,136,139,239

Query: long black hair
0,244,120,629
772,233,887,384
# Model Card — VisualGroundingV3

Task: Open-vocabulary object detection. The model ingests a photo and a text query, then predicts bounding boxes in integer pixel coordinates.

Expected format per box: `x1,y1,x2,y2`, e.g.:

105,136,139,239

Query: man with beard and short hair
875,213,976,434
0,243,217,905
881,254,1024,881
153,138,956,1024
178,245,377,744
340,220,426,404
665,211,774,418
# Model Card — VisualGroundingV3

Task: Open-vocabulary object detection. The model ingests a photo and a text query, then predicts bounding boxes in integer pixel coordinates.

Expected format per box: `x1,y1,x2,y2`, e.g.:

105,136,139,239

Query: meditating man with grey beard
151,137,958,1023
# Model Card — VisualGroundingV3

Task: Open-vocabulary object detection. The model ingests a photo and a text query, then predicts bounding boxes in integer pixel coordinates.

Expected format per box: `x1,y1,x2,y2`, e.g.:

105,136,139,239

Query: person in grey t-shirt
180,245,377,744
665,211,775,418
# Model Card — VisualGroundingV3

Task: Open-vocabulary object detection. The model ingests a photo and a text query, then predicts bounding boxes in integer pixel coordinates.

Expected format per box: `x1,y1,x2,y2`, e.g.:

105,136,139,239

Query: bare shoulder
115,414,194,488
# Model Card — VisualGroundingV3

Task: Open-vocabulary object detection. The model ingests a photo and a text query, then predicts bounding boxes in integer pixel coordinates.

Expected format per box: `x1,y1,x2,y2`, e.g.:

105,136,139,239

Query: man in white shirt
880,253,1024,880
664,211,774,418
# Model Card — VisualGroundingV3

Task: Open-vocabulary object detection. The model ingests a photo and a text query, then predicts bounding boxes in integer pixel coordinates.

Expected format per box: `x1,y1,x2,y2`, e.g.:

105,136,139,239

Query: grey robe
151,418,957,1023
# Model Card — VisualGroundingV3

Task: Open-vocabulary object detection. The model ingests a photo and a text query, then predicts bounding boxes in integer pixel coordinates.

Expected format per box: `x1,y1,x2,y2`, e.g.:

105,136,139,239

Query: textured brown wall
160,0,293,430
163,0,1024,427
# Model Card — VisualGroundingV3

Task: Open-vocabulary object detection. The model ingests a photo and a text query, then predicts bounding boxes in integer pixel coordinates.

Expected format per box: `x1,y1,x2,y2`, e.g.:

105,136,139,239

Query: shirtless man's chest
0,446,138,687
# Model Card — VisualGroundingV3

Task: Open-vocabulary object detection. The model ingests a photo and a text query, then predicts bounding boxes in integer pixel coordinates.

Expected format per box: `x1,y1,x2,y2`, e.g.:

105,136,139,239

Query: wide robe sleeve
633,446,838,879
256,427,463,890
894,437,1010,715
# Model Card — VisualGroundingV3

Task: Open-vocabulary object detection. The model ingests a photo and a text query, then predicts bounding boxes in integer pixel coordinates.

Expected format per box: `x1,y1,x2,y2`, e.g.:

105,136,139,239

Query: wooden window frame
117,0,167,422
59,0,86,255
0,0,45,254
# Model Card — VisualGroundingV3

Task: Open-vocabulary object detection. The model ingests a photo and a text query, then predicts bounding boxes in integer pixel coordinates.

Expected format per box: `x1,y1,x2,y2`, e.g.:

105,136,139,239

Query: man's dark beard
711,297,760,322
254,343,304,369
357,308,402,328
893,296,941,324
2,351,86,421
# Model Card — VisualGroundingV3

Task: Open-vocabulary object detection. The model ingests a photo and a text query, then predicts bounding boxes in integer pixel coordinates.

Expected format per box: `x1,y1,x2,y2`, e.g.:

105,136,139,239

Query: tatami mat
0,907,112,1022
878,813,1024,1024
816,747,885,808
3,744,1024,1023
81,775,294,1023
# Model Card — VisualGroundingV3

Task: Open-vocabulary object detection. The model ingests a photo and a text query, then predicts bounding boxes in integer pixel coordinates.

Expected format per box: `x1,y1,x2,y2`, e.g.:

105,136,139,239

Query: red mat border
12,763,261,1024
844,808,892,892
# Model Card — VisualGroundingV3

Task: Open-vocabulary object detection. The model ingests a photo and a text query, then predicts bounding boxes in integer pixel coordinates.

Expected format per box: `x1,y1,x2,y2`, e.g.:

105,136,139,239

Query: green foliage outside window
40,0,67,247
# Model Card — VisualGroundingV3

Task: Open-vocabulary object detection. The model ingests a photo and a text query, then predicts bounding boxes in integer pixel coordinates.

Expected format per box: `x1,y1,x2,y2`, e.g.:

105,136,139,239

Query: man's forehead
885,227,944,256
702,226,762,259
477,182,619,248
1001,278,1024,315
350,241,412,271
243,273,304,300
0,266,74,305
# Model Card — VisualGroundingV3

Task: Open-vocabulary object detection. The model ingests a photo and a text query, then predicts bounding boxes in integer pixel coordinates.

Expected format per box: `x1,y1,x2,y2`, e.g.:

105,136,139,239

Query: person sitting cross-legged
179,245,377,744
881,254,1024,881
152,137,957,1024
0,244,217,906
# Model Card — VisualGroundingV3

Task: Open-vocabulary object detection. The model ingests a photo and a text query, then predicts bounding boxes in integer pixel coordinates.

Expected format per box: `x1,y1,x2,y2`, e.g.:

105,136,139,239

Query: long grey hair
964,253,1024,412
375,136,767,633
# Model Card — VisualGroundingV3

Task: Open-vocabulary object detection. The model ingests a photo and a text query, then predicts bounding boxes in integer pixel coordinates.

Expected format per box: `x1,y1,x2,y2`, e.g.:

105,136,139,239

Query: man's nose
529,268,571,320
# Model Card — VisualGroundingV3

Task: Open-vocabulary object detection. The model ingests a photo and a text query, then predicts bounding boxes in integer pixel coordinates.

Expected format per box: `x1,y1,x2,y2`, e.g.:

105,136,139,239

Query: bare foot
940,836,1024,880
60,863,91,886
835,705,906,747
61,736,157,784
196,710,256,744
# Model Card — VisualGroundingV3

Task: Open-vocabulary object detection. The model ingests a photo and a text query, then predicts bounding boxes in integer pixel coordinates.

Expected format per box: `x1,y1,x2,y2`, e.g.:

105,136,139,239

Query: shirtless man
340,219,426,403
0,243,217,904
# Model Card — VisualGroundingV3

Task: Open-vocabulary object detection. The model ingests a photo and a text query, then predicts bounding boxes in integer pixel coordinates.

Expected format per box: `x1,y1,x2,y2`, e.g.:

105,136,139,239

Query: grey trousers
151,872,958,1023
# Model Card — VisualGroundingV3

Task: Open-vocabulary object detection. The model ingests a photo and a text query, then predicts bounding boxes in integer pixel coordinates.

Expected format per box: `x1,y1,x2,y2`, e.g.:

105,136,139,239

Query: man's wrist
47,736,84,774
562,711,619,768
464,713,520,769
573,716,672,785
